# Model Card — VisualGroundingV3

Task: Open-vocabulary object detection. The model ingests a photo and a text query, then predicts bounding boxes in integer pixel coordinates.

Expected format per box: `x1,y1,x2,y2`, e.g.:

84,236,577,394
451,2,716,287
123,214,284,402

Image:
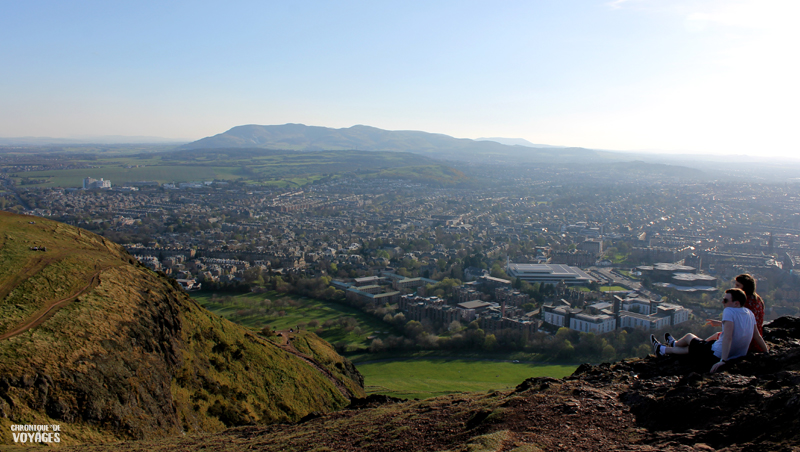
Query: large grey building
506,263,593,285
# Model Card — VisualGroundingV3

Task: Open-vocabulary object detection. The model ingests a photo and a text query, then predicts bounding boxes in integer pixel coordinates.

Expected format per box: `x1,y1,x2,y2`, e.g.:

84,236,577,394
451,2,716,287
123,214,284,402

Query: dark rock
46,397,72,420
298,411,322,423
347,394,404,409
610,316,800,449
514,376,560,393
465,409,492,429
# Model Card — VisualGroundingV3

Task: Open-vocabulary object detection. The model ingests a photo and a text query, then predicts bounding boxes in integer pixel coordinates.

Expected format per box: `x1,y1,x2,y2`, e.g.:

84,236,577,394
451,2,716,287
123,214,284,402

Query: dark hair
726,288,747,306
735,274,756,298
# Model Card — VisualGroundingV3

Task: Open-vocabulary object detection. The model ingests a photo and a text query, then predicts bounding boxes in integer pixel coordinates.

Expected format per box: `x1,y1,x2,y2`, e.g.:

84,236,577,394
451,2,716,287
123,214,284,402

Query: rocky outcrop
575,315,800,450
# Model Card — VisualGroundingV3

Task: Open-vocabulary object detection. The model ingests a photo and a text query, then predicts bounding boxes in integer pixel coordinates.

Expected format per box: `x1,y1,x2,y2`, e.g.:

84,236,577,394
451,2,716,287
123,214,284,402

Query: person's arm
705,319,722,327
710,320,734,373
752,324,769,353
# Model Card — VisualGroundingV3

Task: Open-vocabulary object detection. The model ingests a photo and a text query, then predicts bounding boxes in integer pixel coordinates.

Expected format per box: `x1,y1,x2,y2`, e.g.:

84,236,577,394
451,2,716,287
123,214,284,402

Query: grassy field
577,285,628,293
357,358,577,400
610,253,630,264
192,291,395,351
600,285,628,292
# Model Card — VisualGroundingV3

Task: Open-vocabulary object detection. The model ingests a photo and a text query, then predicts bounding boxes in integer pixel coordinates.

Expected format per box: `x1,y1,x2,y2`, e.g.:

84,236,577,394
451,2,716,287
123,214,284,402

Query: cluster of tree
18,177,49,185
366,315,718,363
0,196,19,211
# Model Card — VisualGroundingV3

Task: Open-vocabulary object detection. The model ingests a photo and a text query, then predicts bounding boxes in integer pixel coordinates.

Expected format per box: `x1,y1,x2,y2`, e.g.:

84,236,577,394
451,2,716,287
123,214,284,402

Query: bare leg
664,333,700,355
674,333,700,348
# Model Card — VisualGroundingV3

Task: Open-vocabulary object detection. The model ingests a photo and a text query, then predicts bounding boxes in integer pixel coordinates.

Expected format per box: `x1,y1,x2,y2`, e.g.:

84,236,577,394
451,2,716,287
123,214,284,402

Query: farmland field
4,149,470,188
356,358,577,400
11,165,240,188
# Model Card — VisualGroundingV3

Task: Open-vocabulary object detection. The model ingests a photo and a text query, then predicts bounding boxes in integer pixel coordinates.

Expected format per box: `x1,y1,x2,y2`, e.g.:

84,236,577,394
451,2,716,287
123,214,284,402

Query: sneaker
664,333,676,347
651,334,664,357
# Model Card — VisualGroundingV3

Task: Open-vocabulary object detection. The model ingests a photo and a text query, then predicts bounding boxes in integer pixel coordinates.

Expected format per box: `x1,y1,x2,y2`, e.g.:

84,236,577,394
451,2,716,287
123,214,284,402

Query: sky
1,0,798,158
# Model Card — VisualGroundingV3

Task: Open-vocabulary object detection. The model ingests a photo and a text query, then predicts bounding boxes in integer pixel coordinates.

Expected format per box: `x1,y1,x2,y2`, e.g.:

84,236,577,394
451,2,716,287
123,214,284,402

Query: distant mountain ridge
180,124,603,163
475,137,565,148
180,124,715,178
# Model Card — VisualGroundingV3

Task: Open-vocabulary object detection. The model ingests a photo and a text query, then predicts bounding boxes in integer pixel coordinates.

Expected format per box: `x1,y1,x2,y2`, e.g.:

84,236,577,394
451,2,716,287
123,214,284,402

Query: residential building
569,313,616,334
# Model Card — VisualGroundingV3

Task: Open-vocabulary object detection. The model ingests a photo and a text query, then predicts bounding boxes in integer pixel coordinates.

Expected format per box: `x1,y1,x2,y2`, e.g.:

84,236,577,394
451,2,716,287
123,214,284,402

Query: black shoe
664,332,676,347
651,334,664,357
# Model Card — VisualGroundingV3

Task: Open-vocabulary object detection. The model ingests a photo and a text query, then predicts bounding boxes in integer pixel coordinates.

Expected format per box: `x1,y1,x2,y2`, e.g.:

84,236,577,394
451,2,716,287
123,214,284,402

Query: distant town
2,155,799,359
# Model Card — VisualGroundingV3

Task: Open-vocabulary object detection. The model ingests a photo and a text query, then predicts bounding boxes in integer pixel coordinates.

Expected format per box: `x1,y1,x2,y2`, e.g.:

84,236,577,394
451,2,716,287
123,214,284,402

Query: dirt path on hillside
0,250,70,302
0,268,105,340
250,330,355,400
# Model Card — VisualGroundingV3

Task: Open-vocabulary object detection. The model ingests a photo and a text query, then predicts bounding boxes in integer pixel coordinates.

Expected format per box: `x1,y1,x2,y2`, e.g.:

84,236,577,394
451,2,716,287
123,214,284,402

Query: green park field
192,291,395,351
578,285,628,293
356,358,577,400
600,285,628,292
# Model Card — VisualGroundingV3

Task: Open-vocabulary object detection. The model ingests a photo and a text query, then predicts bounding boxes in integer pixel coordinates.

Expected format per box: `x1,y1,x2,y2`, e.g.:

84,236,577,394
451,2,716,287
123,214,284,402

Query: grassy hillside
192,291,397,352
0,211,364,446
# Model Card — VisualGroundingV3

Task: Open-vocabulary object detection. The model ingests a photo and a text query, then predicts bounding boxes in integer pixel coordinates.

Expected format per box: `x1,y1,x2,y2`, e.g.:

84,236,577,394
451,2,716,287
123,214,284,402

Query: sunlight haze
1,0,797,158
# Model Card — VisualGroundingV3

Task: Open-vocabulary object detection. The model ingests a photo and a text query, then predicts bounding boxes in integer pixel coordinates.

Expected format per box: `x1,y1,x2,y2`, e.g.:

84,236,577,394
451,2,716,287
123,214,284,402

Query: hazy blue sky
1,0,797,157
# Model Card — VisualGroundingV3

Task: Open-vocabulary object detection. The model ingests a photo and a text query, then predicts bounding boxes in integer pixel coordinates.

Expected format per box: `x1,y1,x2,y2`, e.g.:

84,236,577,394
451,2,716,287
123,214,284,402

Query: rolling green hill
0,211,364,446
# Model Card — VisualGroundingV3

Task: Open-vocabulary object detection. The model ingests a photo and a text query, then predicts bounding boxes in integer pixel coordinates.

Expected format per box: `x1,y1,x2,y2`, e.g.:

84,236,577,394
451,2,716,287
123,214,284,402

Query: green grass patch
610,253,630,264
192,291,394,351
357,358,576,400
600,285,628,292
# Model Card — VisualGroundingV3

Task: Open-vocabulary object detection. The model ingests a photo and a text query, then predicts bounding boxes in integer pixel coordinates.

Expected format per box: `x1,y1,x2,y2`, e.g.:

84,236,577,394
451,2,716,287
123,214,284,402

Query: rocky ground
12,316,800,452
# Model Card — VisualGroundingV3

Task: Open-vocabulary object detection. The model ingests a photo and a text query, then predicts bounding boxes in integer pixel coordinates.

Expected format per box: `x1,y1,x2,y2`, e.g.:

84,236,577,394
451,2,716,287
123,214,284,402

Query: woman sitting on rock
650,288,769,373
